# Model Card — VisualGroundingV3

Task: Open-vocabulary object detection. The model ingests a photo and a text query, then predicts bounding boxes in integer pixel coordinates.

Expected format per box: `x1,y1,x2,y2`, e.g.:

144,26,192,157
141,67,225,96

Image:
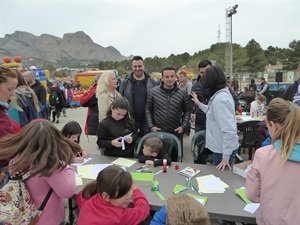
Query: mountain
0,31,127,66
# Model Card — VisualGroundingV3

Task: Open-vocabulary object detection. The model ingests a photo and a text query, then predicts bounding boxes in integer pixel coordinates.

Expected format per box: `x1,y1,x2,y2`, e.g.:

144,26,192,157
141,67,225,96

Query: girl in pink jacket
0,119,82,225
246,98,300,225
77,165,150,225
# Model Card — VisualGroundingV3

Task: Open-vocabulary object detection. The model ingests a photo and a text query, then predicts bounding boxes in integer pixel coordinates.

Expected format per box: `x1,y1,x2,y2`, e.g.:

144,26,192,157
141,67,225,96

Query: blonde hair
167,194,210,225
257,95,266,103
267,98,300,164
0,65,17,84
144,137,163,154
95,70,115,98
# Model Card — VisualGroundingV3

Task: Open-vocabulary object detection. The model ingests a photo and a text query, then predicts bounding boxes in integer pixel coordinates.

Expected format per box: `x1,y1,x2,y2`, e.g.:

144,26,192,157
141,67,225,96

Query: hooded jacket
15,88,40,127
246,142,300,225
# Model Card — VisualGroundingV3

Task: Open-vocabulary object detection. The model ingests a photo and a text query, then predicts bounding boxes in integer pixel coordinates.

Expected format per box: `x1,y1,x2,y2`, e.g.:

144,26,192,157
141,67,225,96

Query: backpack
49,91,59,106
0,172,53,225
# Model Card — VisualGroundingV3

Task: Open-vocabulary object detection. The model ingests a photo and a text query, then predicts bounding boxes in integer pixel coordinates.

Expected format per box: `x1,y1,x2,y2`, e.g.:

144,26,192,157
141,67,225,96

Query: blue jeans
135,121,150,138
212,150,237,165
67,97,73,108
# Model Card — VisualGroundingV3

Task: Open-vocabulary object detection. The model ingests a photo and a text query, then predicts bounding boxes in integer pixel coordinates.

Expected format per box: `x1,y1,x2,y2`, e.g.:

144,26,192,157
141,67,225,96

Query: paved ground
54,106,243,225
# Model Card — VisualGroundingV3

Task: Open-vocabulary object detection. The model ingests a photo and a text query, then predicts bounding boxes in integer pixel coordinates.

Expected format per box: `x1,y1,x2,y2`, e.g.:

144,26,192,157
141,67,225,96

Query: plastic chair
134,132,182,162
190,130,212,164
236,120,261,162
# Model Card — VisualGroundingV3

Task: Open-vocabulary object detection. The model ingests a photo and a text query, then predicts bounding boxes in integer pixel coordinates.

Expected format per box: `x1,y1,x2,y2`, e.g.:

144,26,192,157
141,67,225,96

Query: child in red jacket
77,165,150,225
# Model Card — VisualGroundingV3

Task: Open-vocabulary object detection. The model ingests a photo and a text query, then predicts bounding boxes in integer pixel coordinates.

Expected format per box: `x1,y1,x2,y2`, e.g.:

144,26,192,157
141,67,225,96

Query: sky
0,0,299,58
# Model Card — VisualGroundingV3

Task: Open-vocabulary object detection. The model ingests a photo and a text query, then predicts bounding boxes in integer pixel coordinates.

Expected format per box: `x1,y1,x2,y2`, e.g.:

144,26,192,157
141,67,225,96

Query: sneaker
64,114,67,117
56,119,59,124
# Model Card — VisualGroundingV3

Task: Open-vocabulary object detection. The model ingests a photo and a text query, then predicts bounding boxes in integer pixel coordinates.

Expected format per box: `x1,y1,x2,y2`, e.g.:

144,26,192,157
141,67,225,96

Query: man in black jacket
145,66,191,161
120,56,158,137
145,67,191,138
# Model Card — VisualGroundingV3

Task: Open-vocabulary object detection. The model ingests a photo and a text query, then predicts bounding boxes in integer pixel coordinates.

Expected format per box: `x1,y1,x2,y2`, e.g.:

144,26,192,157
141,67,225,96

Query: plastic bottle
163,159,167,173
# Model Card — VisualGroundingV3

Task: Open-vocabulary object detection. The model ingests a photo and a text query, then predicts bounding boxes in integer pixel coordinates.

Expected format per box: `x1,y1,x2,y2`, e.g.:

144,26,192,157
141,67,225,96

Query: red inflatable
3,56,11,63
14,56,22,63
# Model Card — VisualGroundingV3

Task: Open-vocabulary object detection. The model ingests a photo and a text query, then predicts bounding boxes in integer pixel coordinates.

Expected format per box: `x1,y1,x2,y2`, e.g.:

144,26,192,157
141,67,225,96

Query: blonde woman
246,98,300,225
96,71,121,123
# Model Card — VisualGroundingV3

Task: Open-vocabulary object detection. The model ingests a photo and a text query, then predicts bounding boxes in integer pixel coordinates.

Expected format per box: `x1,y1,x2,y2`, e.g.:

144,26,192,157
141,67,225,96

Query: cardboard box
233,161,252,178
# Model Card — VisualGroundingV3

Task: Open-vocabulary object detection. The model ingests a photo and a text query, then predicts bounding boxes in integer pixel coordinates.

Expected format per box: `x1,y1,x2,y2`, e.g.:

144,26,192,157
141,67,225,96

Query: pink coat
25,166,76,225
246,145,300,225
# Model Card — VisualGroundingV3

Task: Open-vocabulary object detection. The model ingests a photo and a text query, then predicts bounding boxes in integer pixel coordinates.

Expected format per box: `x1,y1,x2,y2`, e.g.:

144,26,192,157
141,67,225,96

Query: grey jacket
199,87,239,160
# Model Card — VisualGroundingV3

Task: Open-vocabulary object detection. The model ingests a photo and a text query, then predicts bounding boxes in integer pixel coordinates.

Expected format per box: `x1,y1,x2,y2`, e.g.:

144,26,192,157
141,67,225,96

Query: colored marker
174,187,189,194
134,165,148,171
192,184,202,195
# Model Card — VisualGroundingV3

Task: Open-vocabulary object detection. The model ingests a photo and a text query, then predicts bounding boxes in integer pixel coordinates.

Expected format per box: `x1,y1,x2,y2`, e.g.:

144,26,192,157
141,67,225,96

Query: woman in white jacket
191,66,239,171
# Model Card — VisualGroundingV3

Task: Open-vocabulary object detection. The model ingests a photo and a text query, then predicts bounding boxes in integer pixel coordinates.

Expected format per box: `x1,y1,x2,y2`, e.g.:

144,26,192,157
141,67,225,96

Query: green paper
151,180,159,191
173,184,189,194
155,191,166,201
131,172,154,181
187,193,208,206
235,188,252,204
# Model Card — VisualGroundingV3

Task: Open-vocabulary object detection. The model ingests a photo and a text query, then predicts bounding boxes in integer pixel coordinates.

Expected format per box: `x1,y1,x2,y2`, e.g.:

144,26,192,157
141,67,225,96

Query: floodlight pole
226,4,238,78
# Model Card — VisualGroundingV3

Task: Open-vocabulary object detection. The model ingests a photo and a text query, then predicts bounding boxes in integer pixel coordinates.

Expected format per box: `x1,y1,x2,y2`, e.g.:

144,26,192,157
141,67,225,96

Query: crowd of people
0,55,299,225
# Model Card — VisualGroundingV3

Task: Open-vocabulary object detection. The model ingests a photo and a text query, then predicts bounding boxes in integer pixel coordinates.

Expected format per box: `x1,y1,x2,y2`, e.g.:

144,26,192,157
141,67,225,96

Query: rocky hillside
0,31,127,66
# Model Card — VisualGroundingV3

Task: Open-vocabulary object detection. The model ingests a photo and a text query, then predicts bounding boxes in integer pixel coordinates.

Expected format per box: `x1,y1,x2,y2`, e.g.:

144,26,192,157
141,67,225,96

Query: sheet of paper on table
92,164,113,175
112,157,137,167
74,172,83,186
196,174,229,193
71,157,93,167
77,164,96,179
131,172,154,182
187,193,208,206
244,203,260,214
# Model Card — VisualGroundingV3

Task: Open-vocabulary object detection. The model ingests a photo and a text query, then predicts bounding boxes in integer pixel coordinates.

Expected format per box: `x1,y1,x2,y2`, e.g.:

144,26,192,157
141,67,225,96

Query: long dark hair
82,165,132,199
61,121,82,143
201,66,227,96
106,97,134,130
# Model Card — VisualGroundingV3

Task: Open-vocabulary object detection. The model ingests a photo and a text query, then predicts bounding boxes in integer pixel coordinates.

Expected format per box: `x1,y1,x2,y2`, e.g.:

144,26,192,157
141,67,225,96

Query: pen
192,184,202,195
133,170,152,173
134,165,148,171
154,170,163,175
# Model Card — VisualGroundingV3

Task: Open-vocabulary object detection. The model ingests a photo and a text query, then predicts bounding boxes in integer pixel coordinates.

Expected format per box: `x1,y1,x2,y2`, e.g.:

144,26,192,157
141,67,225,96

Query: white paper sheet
71,157,92,166
244,203,260,214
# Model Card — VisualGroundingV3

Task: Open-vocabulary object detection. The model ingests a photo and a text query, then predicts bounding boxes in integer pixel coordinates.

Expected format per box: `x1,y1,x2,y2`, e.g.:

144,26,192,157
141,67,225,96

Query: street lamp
226,4,238,78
